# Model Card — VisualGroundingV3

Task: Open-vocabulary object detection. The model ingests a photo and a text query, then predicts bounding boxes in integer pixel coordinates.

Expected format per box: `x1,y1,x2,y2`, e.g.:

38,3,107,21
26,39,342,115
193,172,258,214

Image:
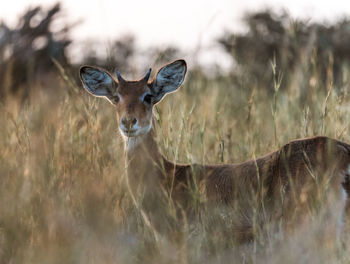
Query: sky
1,0,350,67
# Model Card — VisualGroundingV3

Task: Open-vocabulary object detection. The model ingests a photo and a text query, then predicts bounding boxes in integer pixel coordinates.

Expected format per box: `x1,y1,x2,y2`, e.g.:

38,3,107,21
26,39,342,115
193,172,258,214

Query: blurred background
1,0,350,99
2,1,350,263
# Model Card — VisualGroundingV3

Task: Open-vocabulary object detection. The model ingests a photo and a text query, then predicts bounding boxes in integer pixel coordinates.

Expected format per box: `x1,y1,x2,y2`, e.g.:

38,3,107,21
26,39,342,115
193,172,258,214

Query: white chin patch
120,124,152,150
124,137,141,150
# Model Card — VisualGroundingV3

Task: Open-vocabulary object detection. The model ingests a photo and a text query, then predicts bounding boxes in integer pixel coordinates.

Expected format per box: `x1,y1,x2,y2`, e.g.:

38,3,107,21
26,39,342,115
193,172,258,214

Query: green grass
1,64,350,263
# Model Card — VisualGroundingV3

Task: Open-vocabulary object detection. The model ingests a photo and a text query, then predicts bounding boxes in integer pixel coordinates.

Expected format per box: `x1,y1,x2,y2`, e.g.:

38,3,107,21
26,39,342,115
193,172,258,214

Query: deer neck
123,127,164,187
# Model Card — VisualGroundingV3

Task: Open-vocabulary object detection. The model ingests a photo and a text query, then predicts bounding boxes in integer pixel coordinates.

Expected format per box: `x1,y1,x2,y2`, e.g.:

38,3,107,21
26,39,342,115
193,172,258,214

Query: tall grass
1,62,350,263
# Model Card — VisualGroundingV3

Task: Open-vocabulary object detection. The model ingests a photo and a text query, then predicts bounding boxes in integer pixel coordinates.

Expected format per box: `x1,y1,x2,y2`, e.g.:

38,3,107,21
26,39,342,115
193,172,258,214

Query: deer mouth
120,124,152,138
121,129,137,137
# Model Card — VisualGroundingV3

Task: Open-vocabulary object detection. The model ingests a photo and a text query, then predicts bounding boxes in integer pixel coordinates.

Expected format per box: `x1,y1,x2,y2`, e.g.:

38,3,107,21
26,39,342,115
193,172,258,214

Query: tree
218,10,350,92
0,3,71,97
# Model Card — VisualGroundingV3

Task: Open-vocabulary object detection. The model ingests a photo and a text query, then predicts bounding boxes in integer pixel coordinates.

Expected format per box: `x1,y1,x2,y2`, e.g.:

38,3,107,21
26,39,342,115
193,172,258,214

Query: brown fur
79,60,350,244
128,128,350,242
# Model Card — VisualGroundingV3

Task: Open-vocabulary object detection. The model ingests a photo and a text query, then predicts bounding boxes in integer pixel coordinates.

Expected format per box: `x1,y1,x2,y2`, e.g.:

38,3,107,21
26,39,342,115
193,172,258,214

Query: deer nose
121,117,137,129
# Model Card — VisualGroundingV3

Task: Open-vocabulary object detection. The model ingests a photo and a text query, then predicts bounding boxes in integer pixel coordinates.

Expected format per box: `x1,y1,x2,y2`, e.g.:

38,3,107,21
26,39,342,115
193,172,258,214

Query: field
1,62,350,263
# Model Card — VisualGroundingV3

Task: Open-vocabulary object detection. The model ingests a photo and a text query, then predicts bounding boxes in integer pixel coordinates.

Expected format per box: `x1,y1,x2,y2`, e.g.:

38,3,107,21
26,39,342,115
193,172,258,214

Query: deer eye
112,95,120,104
143,94,153,104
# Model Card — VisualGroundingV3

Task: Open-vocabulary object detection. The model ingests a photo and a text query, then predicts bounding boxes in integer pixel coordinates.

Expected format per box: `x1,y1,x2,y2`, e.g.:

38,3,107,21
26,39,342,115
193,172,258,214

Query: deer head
79,60,187,142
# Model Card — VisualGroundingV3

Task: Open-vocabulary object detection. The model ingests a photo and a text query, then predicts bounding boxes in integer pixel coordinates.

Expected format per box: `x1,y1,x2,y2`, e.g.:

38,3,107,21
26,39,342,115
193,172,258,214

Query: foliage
1,54,350,262
218,10,350,94
2,4,350,263
0,3,71,97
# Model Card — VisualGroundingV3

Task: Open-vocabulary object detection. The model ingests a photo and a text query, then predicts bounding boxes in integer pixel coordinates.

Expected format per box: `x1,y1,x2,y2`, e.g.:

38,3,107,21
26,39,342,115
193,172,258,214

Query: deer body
79,60,350,243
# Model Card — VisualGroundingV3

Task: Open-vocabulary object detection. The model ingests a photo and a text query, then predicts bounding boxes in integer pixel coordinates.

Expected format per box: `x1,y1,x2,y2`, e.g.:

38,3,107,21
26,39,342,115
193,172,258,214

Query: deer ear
79,66,117,98
152,60,187,103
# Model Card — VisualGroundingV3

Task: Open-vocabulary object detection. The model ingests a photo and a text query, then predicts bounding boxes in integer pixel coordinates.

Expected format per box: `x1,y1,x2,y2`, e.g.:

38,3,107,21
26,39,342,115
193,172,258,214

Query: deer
79,59,350,245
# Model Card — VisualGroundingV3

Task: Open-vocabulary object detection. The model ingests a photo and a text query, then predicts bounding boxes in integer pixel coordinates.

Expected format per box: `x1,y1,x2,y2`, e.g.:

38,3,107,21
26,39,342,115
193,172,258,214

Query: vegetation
218,10,350,94
1,3,350,264
0,3,71,98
